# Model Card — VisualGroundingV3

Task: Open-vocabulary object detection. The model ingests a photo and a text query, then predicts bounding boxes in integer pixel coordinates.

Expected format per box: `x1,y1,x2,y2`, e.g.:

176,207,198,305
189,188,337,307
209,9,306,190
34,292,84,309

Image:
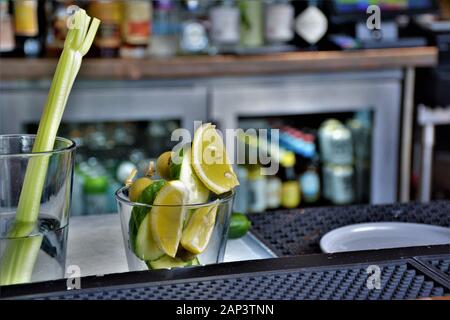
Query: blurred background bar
0,0,449,216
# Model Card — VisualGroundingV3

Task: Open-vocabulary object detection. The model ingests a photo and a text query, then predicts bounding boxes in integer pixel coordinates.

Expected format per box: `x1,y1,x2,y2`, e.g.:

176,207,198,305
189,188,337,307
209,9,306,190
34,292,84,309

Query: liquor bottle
120,0,152,58
209,0,240,53
149,0,179,57
264,0,295,45
88,0,122,57
0,0,15,56
238,0,263,48
13,0,47,57
292,0,328,49
179,0,209,54
279,151,301,209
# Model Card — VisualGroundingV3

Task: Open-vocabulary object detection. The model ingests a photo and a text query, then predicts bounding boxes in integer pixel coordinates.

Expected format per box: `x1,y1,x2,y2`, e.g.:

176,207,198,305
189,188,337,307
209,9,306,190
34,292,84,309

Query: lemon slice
178,146,210,204
150,180,188,257
192,123,239,195
181,204,218,255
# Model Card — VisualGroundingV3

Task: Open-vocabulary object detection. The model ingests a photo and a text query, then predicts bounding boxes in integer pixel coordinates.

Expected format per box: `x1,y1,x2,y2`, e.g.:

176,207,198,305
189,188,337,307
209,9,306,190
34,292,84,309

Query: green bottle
239,0,263,47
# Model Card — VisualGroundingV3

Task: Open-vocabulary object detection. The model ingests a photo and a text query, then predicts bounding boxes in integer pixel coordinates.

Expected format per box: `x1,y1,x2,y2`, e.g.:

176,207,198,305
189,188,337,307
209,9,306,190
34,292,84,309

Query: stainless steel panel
0,85,208,133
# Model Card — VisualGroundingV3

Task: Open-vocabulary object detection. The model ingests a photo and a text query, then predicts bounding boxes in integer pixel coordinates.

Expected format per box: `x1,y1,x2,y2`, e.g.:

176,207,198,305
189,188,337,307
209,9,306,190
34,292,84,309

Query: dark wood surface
0,47,438,81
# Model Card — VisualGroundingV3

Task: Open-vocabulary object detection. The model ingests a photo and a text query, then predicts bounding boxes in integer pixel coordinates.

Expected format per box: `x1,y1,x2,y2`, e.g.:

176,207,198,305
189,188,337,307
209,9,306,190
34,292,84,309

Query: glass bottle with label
264,0,295,44
238,0,263,48
279,152,301,209
13,0,46,57
179,0,209,54
0,0,15,56
120,0,152,58
88,0,122,57
209,0,240,52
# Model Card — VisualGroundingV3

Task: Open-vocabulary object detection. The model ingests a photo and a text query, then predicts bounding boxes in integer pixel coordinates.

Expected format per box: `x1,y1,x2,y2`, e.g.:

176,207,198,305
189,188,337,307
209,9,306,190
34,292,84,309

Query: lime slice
135,213,164,261
181,204,218,255
171,145,210,204
150,180,188,257
192,123,239,195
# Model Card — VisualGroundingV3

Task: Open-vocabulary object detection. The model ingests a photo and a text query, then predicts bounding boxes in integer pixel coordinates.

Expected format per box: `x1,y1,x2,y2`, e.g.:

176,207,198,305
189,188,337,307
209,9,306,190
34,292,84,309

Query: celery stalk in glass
0,9,100,286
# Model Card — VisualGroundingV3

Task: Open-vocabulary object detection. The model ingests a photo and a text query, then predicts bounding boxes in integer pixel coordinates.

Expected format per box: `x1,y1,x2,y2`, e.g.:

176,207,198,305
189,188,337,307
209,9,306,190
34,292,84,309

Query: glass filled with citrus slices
116,123,239,271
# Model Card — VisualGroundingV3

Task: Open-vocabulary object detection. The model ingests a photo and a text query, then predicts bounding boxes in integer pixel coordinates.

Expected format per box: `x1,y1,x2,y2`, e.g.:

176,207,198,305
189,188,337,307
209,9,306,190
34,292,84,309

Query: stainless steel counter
67,214,275,278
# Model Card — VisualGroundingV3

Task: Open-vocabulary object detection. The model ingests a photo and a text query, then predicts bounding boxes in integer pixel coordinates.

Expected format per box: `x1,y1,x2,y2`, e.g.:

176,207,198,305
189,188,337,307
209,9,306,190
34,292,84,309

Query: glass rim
0,134,76,158
115,186,235,209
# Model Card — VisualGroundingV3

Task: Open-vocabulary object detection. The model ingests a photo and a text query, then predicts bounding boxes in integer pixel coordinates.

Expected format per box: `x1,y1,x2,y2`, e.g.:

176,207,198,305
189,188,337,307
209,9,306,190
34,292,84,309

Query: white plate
320,222,450,253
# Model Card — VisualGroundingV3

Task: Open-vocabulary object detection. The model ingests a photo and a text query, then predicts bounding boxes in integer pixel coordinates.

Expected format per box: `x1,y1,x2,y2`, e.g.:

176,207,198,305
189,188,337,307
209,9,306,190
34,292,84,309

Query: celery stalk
0,9,100,286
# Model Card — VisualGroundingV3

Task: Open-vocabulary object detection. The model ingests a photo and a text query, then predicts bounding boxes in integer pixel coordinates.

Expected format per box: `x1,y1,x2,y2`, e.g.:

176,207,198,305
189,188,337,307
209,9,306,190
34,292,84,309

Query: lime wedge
135,213,164,261
191,123,239,195
181,204,218,255
150,180,188,257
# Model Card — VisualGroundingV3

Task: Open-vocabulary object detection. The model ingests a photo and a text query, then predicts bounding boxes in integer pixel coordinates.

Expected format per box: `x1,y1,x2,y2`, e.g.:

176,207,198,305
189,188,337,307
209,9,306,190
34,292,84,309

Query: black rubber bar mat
1,245,449,300
248,201,450,256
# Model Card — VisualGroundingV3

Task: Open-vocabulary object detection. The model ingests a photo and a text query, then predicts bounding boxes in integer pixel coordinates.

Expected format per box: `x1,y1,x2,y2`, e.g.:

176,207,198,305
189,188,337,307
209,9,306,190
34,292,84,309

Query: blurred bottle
149,0,179,57
13,0,47,57
233,165,249,213
84,175,109,215
81,157,110,215
209,0,240,52
347,111,372,203
318,119,353,165
238,0,263,48
299,156,320,204
88,0,122,57
247,165,266,213
0,0,15,56
326,164,355,205
264,0,294,45
279,152,300,209
293,0,328,48
120,0,152,58
46,0,76,57
179,0,209,54
266,174,282,210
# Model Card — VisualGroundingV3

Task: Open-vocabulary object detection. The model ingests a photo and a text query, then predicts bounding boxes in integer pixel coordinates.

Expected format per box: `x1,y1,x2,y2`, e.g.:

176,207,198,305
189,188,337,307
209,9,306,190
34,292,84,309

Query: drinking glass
0,135,75,285
116,186,234,271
